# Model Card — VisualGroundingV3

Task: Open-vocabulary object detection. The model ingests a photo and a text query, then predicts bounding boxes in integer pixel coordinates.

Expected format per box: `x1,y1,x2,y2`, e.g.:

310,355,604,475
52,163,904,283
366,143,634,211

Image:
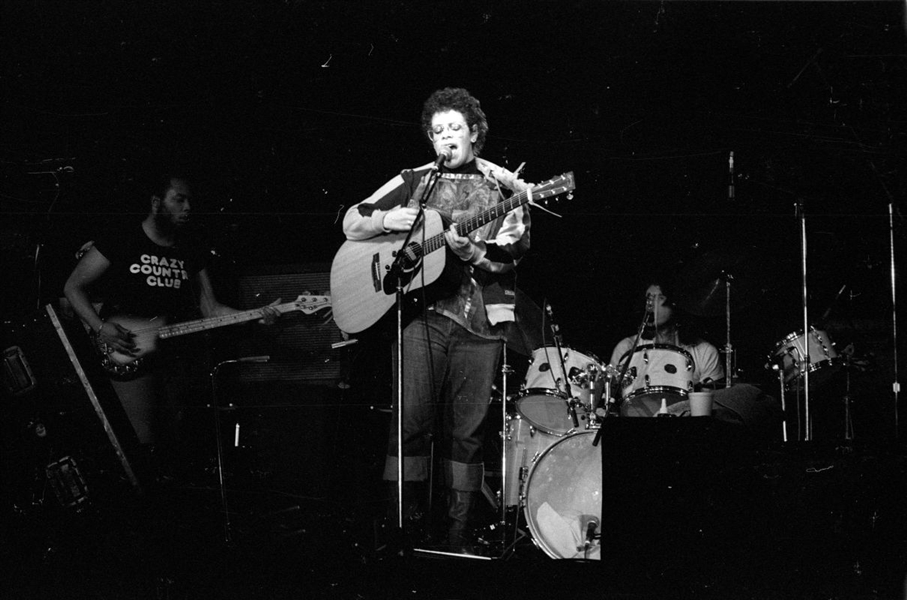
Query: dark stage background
2,1,907,597
3,0,904,436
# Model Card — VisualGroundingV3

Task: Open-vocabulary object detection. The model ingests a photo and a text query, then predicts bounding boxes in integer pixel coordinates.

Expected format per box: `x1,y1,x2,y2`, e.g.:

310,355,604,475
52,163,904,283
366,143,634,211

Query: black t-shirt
93,224,210,321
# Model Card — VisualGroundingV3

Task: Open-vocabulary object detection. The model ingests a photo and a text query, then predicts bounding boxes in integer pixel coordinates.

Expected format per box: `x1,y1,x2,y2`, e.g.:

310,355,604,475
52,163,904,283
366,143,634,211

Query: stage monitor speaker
598,418,762,573
234,264,342,385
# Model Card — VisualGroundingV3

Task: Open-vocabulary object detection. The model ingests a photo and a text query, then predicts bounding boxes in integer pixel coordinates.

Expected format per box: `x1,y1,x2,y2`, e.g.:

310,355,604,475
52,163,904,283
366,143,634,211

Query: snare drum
770,327,839,389
617,344,694,417
524,430,602,559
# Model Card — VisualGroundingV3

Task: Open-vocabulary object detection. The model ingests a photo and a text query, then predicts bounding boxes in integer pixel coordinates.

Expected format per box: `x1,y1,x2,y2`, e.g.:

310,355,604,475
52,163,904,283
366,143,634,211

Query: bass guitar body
94,315,168,379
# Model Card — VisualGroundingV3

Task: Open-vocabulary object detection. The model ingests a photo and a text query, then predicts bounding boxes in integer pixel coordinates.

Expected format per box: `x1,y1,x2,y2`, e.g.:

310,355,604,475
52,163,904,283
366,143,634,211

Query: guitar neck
420,187,534,255
157,304,288,339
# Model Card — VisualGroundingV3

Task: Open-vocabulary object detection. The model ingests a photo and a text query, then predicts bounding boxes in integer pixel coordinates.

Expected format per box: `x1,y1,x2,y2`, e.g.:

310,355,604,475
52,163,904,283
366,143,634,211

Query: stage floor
4,418,907,600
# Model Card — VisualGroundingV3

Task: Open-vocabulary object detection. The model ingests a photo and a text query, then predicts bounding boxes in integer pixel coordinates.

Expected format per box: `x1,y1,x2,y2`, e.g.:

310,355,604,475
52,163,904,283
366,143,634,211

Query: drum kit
496,262,854,559
497,294,725,559
500,335,724,559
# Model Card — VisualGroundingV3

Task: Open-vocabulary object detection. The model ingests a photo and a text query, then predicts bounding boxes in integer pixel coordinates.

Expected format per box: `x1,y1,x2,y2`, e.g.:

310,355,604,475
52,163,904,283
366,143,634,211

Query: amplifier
234,264,342,385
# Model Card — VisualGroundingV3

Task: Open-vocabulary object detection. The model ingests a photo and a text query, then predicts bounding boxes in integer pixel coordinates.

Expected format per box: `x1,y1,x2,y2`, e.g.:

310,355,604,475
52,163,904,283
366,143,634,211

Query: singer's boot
446,489,477,555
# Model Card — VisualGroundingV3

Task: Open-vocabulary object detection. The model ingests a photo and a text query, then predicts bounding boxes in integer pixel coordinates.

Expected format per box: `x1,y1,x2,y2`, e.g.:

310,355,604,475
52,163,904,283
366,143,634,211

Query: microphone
433,148,452,170
728,151,735,201
585,518,599,544
576,515,600,552
545,303,562,337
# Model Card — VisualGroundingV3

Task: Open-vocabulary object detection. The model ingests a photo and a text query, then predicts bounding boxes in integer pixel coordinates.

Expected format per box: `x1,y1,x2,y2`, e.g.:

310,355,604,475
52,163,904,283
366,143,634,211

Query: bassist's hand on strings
97,321,137,356
381,206,421,232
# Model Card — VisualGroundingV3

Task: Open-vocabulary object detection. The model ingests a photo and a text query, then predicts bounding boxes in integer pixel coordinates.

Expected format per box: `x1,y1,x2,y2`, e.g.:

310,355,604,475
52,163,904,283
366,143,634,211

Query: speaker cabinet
231,264,343,385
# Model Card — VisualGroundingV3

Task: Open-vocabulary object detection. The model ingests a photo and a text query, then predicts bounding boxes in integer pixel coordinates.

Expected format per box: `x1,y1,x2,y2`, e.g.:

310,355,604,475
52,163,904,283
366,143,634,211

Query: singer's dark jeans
383,311,501,491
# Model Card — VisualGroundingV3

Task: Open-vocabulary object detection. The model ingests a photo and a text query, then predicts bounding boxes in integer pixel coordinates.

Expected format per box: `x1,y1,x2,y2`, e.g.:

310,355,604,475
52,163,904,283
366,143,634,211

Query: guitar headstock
531,172,575,204
291,295,332,314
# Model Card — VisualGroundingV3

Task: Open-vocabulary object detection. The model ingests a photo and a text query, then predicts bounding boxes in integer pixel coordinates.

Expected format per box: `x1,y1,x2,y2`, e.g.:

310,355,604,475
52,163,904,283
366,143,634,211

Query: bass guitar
330,172,574,333
93,294,331,378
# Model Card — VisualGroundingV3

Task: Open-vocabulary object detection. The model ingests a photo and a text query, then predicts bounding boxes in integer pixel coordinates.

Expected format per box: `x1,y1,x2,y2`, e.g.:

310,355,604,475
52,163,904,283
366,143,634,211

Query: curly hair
421,87,489,156
642,275,707,347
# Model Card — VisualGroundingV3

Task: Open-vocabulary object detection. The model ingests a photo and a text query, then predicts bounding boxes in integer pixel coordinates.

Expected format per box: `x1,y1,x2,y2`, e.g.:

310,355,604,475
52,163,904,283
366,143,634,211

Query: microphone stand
544,304,579,431
211,355,270,544
388,162,444,539
795,200,812,441
593,307,650,446
887,200,901,437
723,272,735,388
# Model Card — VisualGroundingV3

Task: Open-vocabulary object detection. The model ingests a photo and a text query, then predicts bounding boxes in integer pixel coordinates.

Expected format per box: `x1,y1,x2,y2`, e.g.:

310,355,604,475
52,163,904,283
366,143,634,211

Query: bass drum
524,430,602,560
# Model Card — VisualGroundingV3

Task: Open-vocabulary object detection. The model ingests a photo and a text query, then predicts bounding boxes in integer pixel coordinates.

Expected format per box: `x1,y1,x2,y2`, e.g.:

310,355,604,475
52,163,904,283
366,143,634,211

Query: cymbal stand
496,342,528,559
723,272,735,387
843,354,854,441
795,200,813,441
772,364,789,442
886,200,900,437
497,341,510,529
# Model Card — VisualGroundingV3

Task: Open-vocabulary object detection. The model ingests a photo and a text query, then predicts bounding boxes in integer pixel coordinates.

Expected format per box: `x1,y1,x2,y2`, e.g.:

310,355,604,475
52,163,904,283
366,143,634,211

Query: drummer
609,279,725,390
607,278,783,439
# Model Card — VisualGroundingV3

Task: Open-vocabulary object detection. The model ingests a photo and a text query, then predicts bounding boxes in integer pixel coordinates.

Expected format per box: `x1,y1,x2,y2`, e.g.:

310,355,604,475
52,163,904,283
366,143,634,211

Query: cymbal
504,288,545,356
675,251,775,317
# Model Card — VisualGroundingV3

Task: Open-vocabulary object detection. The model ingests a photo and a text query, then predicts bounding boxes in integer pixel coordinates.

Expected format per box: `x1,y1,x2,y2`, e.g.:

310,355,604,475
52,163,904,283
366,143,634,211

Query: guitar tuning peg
566,192,574,200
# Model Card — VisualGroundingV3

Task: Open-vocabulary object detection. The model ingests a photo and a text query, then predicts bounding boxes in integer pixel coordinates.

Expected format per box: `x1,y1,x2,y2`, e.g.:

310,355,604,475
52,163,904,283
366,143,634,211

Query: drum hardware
518,345,604,435
770,362,789,442
677,249,778,387
599,299,655,432
795,199,813,440
842,353,854,441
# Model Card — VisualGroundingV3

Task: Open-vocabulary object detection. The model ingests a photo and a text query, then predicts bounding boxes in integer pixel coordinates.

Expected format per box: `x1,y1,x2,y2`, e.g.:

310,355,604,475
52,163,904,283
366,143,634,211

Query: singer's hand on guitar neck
381,206,421,232
444,223,478,262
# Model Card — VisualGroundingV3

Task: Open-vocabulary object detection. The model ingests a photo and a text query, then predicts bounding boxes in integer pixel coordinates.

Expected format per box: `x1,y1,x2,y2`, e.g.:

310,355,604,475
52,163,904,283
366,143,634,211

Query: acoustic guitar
330,172,574,333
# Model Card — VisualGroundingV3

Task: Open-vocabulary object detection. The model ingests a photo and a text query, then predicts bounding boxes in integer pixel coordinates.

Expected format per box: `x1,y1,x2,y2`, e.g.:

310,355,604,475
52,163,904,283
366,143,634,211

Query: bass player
63,172,280,480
